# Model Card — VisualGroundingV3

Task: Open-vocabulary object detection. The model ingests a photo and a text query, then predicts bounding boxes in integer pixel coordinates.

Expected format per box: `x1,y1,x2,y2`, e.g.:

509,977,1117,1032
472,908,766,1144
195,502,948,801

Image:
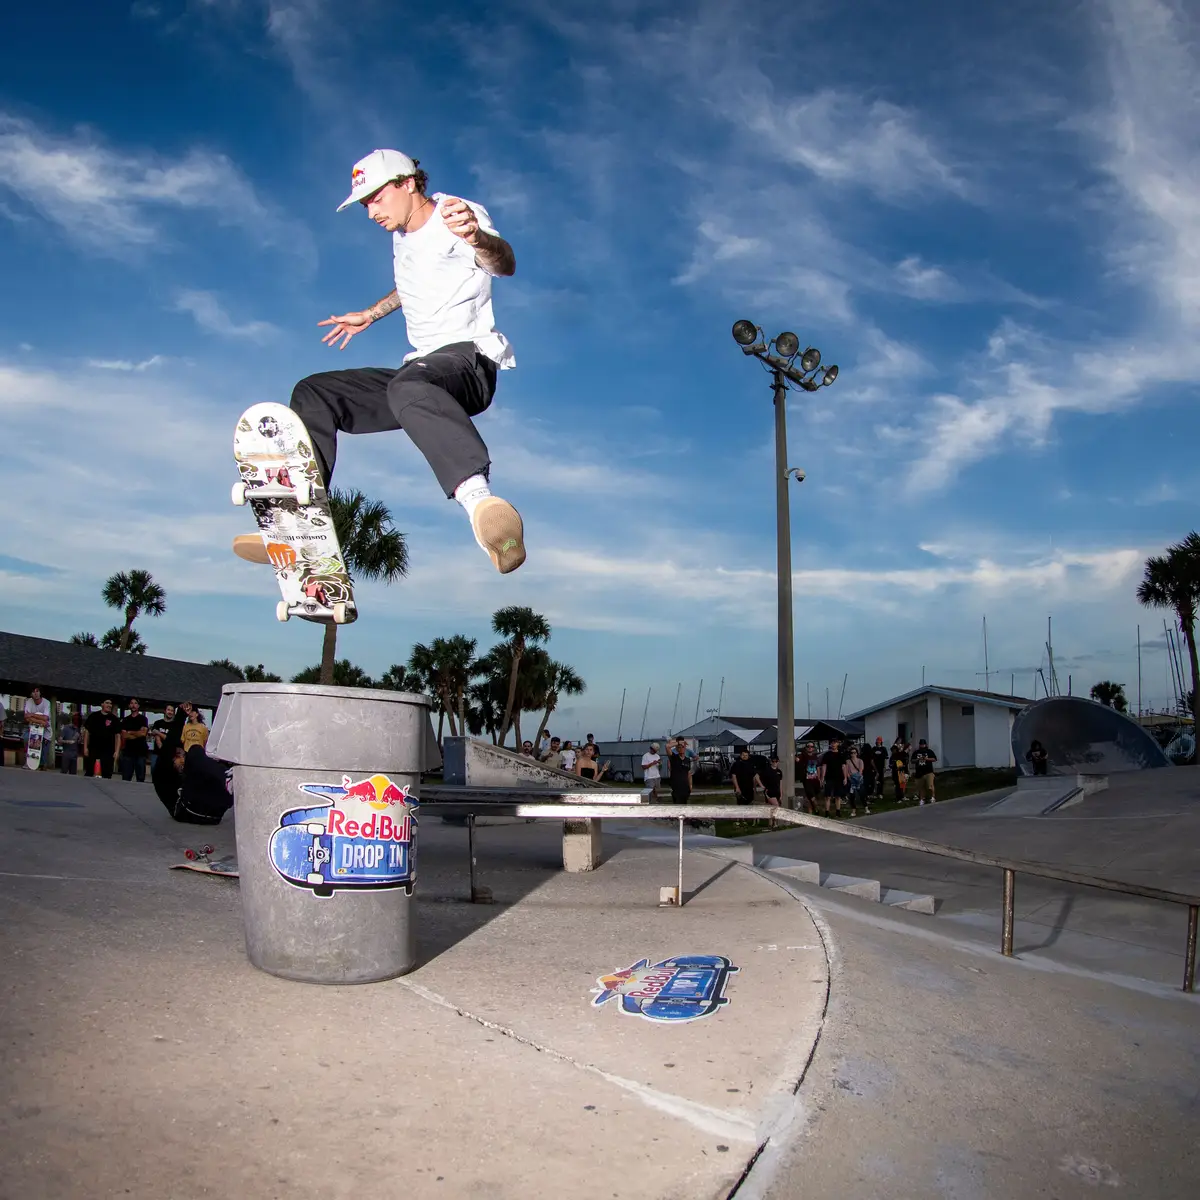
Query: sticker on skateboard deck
233,402,357,625
25,726,45,770
171,854,239,879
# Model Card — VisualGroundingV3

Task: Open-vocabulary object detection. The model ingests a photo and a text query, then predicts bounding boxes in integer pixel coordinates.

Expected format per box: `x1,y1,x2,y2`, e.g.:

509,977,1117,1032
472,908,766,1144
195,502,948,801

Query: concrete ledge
820,872,882,902
882,887,938,915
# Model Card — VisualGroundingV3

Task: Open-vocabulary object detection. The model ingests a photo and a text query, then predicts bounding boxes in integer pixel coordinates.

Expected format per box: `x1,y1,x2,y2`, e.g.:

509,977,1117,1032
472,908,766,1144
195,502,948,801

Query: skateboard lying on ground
233,402,357,625
25,726,45,770
171,851,239,879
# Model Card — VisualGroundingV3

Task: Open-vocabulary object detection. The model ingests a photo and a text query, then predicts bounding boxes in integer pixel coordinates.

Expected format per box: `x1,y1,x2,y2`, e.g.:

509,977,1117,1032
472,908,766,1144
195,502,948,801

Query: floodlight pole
771,368,796,809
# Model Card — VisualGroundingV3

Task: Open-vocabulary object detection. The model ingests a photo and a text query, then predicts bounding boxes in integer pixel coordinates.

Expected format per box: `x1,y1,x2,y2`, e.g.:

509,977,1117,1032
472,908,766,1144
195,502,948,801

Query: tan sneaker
232,534,301,571
471,497,525,574
233,534,269,564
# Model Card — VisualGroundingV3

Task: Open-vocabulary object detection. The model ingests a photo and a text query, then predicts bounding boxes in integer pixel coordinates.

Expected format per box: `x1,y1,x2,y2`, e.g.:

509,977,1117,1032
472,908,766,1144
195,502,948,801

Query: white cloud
741,89,969,202
86,355,165,371
172,290,280,340
0,111,308,256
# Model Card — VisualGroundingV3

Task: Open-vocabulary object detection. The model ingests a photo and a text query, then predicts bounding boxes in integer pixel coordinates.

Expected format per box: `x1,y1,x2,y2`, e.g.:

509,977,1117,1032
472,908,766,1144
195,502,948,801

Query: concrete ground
1,765,1196,1198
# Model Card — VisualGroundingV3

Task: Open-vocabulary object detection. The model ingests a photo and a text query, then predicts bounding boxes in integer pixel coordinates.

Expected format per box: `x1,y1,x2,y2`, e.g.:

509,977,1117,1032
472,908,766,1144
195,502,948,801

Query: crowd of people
514,727,940,816
3,690,229,825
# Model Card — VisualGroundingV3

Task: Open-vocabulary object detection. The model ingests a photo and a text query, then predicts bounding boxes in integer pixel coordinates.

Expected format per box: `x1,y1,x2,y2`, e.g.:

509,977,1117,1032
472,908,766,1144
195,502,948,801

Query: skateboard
232,402,357,625
171,853,239,879
25,726,45,770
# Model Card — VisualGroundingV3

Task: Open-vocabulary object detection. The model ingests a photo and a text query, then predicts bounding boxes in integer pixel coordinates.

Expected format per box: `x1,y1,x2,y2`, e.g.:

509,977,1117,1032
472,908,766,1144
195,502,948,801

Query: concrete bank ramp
1011,696,1170,775
985,773,1109,816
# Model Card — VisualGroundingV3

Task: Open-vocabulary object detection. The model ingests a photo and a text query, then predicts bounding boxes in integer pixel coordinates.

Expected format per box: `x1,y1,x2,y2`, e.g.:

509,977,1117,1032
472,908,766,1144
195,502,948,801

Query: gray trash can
208,682,433,984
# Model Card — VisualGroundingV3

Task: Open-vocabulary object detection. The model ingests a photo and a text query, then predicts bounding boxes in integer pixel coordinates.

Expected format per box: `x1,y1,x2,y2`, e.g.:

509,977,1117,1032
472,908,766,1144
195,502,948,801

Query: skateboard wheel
276,601,290,623
332,602,348,625
185,848,197,860
231,481,247,506
294,479,312,506
203,845,214,855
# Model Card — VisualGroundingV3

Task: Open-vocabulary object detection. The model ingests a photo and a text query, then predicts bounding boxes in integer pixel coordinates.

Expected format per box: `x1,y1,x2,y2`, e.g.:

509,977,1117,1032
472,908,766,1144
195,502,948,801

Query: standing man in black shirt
912,738,938,804
819,739,847,817
119,698,150,783
755,754,783,807
82,699,120,779
870,737,888,801
150,704,175,773
730,747,759,805
889,738,910,804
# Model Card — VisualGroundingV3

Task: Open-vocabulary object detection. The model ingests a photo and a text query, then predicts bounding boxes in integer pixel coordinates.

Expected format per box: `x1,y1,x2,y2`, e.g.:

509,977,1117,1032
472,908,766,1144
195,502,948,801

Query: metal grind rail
420,794,1200,994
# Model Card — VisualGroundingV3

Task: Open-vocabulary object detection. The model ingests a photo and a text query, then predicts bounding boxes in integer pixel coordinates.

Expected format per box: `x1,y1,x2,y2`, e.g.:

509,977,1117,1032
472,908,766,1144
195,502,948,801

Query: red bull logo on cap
267,773,417,898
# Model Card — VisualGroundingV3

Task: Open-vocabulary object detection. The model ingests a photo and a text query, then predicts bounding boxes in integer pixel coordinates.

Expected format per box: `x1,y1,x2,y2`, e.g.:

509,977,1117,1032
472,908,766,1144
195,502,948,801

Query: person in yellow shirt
180,709,209,754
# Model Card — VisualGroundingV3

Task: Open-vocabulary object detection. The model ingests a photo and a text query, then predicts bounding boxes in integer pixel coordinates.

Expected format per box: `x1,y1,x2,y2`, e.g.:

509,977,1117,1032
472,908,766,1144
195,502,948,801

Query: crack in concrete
395,977,758,1144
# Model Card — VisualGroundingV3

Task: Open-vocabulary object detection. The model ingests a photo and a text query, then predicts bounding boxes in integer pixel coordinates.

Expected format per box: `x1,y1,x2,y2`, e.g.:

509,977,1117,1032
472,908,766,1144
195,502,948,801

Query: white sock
454,474,491,520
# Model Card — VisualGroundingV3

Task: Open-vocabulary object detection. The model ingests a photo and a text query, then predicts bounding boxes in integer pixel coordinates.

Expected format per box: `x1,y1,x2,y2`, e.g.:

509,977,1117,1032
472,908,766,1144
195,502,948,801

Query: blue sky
2,0,1199,735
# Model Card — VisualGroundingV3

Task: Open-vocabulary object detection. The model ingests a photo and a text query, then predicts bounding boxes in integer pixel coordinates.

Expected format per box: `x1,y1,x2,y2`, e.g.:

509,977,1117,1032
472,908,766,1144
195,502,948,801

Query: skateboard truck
184,844,216,863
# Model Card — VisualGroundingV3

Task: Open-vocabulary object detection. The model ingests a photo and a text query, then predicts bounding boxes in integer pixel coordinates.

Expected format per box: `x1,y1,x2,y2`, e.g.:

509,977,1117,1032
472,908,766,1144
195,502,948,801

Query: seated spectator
152,702,233,825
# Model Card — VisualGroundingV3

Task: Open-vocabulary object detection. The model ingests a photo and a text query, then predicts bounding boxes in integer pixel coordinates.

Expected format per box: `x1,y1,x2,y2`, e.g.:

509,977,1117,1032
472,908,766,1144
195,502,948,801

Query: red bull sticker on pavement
591,955,738,1022
268,773,417,898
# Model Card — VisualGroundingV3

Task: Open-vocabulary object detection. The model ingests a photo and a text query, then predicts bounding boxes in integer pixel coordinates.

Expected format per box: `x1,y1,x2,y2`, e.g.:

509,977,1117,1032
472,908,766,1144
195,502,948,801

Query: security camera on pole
731,320,838,809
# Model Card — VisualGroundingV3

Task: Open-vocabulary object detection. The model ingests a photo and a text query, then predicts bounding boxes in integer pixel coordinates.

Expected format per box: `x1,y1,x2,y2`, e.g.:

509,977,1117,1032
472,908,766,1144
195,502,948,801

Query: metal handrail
419,798,1199,993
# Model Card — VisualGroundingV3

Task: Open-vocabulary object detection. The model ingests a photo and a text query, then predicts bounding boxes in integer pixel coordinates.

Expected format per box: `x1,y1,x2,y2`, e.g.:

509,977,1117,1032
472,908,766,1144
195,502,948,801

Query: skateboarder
233,148,525,575
152,702,233,825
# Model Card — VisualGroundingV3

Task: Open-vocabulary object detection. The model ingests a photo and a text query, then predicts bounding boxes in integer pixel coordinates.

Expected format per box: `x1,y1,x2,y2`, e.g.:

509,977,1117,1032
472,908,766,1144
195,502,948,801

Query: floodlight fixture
775,331,800,359
800,347,821,373
822,365,839,387
732,319,758,346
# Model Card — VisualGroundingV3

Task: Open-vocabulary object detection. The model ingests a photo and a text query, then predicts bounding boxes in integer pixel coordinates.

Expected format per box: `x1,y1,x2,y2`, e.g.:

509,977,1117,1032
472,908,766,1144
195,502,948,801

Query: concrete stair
608,823,938,915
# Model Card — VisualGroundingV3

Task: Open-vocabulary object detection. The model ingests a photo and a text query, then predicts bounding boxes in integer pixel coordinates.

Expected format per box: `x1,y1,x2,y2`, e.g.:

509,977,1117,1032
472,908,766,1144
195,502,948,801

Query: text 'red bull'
327,809,413,842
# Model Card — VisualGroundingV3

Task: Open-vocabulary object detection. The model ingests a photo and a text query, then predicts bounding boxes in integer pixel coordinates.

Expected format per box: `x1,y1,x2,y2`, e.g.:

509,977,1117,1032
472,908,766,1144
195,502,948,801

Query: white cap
336,149,420,212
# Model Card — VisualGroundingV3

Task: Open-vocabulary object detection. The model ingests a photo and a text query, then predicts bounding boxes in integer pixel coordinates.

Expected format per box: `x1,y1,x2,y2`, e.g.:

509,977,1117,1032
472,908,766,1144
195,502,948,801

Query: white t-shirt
561,748,577,772
641,751,661,781
24,697,50,726
392,194,514,369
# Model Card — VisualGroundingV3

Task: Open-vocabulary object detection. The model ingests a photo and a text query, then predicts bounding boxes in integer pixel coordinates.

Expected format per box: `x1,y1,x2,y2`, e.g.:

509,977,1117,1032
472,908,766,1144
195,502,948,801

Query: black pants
61,752,78,775
120,753,147,783
290,342,497,496
153,747,233,824
84,753,115,779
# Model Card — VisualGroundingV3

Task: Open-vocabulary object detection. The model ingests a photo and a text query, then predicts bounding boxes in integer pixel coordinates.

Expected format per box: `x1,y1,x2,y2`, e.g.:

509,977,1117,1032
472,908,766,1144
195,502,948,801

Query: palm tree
292,660,375,687
70,632,99,647
210,658,245,679
491,606,551,746
101,626,147,654
243,664,283,682
1137,532,1200,733
378,664,422,692
407,642,446,740
1090,681,1128,712
532,661,587,749
467,666,507,743
102,569,166,652
439,634,479,733
321,489,409,686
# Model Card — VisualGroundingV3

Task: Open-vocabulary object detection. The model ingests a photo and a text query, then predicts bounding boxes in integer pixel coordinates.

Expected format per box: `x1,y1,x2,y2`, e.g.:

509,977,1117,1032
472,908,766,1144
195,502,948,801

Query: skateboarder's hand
319,311,372,350
442,197,481,245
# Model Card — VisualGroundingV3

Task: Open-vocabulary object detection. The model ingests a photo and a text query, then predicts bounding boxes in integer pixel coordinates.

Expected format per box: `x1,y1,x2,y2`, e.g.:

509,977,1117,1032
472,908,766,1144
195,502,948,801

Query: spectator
755,754,783,807
181,708,209,755
561,740,578,773
869,736,888,801
860,741,878,809
538,730,552,757
798,741,821,813
152,702,233,825
119,699,151,783
640,741,662,802
576,743,609,781
846,743,867,818
912,738,938,804
540,736,564,770
59,712,82,775
730,746,759,805
83,699,121,778
584,733,599,759
23,687,52,770
819,738,847,817
150,704,176,772
667,736,693,805
889,738,910,804
519,739,536,757
1026,740,1049,776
